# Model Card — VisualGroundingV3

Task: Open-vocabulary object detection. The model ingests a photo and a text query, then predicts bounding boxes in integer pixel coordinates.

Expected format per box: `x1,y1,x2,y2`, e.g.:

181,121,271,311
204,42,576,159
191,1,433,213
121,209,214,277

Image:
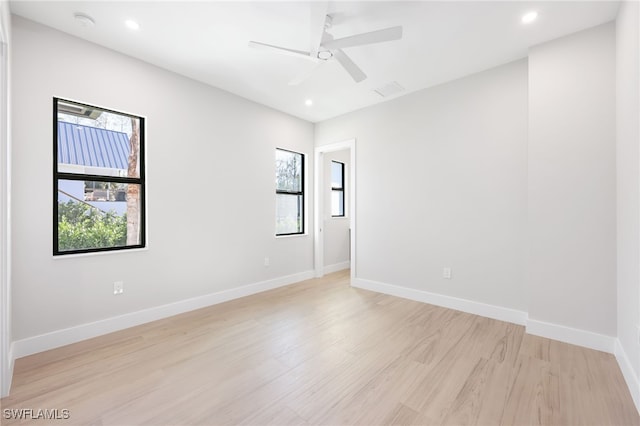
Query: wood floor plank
204,345,357,425
500,354,562,425
381,403,421,426
1,269,637,425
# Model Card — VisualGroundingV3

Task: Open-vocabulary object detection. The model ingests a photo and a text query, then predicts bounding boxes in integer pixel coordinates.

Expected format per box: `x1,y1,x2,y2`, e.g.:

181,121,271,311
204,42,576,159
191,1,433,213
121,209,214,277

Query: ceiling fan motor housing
318,51,333,60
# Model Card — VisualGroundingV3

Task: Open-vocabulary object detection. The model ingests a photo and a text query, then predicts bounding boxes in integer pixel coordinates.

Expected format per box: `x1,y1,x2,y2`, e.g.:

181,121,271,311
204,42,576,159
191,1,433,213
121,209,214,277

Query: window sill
275,233,309,239
53,246,148,260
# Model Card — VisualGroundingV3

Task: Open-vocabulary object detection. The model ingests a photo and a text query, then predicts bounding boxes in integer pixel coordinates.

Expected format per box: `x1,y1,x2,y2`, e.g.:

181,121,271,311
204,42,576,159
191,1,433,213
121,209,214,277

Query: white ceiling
10,1,619,123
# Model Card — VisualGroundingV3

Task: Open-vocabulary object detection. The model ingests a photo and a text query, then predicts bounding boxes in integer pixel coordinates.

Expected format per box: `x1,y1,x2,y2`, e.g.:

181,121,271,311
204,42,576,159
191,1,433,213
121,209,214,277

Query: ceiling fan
248,2,403,85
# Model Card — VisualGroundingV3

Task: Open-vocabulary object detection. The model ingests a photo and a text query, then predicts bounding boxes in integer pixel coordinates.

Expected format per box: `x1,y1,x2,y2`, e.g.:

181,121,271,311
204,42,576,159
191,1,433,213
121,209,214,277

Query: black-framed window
331,160,345,217
53,98,146,255
275,148,304,235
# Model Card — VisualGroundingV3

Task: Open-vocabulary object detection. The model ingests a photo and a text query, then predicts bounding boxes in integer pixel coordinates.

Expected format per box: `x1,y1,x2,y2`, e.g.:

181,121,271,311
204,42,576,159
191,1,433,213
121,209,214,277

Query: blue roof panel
57,122,130,170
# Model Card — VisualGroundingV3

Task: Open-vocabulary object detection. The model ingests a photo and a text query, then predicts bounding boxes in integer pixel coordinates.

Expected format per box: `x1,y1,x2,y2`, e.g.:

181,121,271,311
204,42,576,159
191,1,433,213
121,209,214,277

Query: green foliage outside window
57,201,126,251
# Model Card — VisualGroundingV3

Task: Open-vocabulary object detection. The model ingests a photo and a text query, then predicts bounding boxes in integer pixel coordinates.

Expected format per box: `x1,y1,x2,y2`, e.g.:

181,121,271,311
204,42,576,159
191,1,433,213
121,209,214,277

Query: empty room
0,0,639,424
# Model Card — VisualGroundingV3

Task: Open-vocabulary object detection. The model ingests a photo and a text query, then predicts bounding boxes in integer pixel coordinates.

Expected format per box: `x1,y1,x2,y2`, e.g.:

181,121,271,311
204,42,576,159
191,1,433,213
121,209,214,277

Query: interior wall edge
0,0,11,400
615,338,640,414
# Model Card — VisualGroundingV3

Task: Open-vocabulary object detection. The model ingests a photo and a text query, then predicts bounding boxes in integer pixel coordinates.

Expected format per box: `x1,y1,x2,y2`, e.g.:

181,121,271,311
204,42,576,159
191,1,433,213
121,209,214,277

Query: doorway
314,139,356,279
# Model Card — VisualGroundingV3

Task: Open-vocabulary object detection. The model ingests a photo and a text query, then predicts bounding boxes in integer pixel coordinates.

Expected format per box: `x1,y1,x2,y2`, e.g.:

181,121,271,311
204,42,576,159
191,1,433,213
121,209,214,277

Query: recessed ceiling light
125,19,140,30
305,99,313,106
74,12,95,27
521,11,538,24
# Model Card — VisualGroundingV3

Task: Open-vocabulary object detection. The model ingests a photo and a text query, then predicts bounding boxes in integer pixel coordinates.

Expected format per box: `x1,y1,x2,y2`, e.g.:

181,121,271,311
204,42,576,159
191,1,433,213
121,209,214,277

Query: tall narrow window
331,160,345,217
53,98,145,255
275,148,304,235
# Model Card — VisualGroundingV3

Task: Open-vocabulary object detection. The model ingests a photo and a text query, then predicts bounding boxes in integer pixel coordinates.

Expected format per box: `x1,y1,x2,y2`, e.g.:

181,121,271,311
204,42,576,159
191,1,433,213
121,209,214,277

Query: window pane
276,149,302,192
56,99,140,178
332,190,344,217
276,193,303,234
57,180,141,252
331,161,343,188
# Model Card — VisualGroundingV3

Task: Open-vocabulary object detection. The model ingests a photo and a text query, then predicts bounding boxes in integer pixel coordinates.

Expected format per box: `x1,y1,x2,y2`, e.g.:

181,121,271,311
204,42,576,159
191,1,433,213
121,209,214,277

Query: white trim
351,277,528,326
314,149,323,277
0,0,11,398
526,318,616,353
5,342,13,394
0,40,8,396
12,270,314,359
323,261,350,275
53,246,149,260
615,338,640,414
351,278,624,355
274,233,310,239
351,276,640,413
314,139,356,280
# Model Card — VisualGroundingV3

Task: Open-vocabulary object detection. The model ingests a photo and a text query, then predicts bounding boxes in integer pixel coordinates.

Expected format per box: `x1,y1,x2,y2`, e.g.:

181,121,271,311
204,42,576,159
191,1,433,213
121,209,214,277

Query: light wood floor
1,270,638,425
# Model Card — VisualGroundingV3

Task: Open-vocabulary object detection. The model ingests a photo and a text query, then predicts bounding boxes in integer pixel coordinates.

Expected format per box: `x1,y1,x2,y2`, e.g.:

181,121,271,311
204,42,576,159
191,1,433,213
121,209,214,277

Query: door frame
0,3,11,398
314,139,356,279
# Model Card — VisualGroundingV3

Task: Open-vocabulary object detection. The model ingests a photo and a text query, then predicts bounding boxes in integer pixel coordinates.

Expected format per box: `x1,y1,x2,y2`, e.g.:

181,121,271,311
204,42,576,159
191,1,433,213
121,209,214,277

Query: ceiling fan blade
309,1,329,59
333,49,367,83
322,26,403,50
248,41,316,61
288,61,325,86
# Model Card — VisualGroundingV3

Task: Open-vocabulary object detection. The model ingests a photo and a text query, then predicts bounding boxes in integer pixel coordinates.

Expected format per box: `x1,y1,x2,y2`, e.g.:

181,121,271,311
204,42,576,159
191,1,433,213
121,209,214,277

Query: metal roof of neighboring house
57,121,130,170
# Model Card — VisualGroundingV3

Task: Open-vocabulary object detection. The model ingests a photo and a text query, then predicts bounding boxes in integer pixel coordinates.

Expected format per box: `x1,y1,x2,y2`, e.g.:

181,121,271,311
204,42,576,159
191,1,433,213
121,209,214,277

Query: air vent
58,101,103,119
374,81,405,98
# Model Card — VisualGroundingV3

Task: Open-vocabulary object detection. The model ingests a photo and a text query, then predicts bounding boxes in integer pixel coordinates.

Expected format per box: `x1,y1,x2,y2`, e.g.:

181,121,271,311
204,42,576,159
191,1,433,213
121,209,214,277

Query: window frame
331,160,345,218
53,97,146,256
275,147,305,236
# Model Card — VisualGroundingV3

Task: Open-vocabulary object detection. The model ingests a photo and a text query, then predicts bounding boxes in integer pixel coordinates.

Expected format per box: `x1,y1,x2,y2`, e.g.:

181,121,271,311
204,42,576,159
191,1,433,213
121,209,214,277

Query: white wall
527,23,616,337
616,0,640,407
11,16,314,342
315,59,528,312
323,149,350,270
0,0,12,399
5,9,637,409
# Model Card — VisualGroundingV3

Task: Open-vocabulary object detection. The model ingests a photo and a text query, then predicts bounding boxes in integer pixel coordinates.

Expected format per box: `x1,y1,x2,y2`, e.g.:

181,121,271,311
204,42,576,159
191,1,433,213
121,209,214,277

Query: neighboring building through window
331,160,345,217
54,98,145,255
275,148,304,235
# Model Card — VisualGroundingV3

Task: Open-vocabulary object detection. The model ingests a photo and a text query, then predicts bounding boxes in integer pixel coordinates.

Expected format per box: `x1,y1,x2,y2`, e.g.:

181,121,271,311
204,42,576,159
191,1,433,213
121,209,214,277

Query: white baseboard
12,270,315,359
615,338,640,414
323,261,350,275
7,342,13,392
9,271,640,417
0,342,13,397
526,319,616,353
354,277,639,415
351,277,528,326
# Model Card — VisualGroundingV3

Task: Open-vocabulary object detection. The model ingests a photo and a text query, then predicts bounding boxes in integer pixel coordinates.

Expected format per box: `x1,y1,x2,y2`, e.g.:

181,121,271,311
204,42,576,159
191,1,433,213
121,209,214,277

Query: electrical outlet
443,267,452,279
113,281,124,295
264,257,270,267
